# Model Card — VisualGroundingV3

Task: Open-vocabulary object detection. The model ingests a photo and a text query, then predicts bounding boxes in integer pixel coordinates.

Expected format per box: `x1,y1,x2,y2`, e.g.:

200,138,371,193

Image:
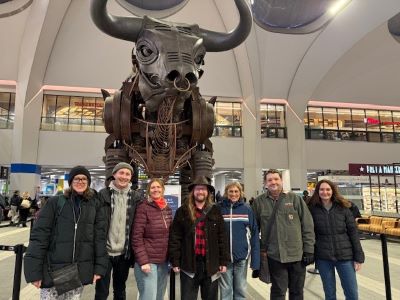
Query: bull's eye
136,40,158,64
140,46,153,58
194,54,204,65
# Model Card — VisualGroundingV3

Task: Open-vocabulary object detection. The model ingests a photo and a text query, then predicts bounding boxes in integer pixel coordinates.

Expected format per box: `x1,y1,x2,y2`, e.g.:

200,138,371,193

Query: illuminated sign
349,163,400,176
73,102,104,108
365,117,400,126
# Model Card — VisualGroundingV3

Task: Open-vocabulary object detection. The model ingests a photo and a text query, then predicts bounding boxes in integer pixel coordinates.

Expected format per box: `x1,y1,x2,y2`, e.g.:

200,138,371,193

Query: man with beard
95,162,142,300
252,169,315,300
169,176,229,300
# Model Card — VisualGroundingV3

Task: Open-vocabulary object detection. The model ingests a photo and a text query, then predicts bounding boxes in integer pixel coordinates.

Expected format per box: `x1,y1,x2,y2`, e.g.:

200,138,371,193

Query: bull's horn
90,0,143,42
199,0,252,52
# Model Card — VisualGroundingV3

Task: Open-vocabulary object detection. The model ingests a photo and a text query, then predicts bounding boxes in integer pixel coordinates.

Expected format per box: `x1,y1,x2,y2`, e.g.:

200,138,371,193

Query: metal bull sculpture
90,0,251,194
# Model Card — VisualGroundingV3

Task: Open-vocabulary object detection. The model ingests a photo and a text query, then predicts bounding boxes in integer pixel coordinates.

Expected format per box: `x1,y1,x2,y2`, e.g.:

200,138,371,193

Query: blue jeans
219,259,248,300
316,259,358,300
134,262,168,300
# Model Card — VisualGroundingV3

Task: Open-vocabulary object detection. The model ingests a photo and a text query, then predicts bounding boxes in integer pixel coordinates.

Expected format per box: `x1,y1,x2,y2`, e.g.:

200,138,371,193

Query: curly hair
309,179,351,208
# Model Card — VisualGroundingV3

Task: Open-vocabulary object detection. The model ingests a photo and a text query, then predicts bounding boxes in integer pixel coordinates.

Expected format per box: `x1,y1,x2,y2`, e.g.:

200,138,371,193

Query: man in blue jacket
217,182,260,300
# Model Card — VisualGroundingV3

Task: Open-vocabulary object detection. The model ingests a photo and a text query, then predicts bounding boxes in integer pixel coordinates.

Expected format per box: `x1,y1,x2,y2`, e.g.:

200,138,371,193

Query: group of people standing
7,190,38,227
23,164,365,300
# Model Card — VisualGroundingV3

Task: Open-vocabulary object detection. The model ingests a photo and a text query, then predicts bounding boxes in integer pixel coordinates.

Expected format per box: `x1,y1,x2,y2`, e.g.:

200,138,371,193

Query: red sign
349,163,400,175
365,117,400,126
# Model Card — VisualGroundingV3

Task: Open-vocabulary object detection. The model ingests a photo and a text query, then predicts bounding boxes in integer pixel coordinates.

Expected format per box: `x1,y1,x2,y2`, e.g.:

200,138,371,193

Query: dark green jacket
24,192,108,288
252,191,315,263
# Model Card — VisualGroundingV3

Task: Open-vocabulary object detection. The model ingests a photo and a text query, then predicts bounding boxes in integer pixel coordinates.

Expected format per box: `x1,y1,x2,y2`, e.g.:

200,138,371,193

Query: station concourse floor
0,222,399,300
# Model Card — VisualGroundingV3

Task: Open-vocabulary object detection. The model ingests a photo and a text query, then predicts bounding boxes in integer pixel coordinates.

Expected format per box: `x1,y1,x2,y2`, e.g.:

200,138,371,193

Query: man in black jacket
95,162,142,300
9,190,21,225
169,176,229,300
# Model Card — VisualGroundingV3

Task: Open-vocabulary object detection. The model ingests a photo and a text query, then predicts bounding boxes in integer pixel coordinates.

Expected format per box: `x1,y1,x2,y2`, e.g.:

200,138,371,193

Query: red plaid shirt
195,208,206,256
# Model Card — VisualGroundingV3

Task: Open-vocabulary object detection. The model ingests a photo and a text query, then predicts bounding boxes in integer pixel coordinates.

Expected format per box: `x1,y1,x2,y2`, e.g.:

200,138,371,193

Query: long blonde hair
186,190,214,222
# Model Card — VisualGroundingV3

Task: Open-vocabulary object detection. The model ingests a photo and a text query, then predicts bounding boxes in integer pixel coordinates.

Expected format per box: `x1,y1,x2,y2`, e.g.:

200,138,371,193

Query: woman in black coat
309,180,364,300
24,166,108,299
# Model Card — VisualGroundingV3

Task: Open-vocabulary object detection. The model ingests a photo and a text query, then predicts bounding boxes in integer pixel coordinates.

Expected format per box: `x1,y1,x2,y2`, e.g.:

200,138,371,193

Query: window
116,0,189,18
41,95,105,132
122,0,186,10
213,102,242,137
305,105,400,143
0,92,15,129
252,0,351,34
260,104,287,138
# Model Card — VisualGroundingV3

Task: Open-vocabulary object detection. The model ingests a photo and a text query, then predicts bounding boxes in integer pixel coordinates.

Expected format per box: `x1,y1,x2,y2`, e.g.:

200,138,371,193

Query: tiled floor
1,222,399,299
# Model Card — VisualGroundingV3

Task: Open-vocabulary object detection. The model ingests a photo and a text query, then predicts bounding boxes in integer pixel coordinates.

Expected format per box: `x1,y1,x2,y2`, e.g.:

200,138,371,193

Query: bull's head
90,0,252,112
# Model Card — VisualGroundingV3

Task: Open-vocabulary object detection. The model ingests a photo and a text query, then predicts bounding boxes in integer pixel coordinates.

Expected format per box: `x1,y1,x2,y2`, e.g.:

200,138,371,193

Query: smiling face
71,175,88,194
193,185,209,204
318,182,333,204
113,168,132,189
227,186,241,203
265,172,283,195
149,180,164,200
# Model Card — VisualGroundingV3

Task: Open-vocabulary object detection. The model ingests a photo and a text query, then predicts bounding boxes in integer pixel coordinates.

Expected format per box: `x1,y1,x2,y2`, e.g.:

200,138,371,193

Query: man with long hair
169,176,229,300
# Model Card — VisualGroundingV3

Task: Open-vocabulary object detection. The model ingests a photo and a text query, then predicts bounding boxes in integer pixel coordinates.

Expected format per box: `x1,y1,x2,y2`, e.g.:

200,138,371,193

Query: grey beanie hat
112,162,134,175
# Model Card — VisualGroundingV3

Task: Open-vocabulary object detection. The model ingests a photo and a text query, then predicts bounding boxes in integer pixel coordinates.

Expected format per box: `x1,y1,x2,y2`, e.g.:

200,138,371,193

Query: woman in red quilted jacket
132,178,172,300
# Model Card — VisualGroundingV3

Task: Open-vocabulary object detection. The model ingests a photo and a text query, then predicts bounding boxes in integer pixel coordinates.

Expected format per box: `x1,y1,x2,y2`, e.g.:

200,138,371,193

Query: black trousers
95,254,131,300
180,257,218,300
268,257,306,300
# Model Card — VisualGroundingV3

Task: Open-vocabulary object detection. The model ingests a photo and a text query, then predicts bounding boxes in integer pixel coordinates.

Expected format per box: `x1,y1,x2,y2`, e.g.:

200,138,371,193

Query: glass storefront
305,106,400,143
260,104,287,138
41,94,105,132
0,92,15,129
213,101,242,137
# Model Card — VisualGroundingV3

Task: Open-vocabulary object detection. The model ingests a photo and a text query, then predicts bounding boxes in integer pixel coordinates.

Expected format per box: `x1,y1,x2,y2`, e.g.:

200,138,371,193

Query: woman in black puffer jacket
309,179,364,300
24,166,108,299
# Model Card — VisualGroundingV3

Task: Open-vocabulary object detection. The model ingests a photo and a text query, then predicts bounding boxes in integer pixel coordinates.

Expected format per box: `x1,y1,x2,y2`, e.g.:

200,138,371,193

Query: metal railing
0,244,27,300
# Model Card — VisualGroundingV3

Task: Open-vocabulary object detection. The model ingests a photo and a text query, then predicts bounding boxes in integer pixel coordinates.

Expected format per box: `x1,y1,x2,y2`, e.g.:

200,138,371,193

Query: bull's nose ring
174,77,191,92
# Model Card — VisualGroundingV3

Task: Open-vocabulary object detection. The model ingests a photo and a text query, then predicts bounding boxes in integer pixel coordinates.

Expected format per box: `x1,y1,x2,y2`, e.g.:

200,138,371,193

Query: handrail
0,244,27,300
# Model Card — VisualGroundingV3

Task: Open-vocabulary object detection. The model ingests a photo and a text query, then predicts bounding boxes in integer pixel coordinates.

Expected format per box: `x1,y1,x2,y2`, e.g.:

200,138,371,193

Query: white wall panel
261,138,289,169
0,6,30,80
37,131,107,167
211,137,243,169
305,140,399,170
0,130,13,165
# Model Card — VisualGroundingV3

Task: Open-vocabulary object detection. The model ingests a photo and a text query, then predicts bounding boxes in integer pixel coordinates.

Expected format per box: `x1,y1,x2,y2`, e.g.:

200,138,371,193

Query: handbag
259,196,284,284
20,199,31,209
49,263,82,296
48,195,82,295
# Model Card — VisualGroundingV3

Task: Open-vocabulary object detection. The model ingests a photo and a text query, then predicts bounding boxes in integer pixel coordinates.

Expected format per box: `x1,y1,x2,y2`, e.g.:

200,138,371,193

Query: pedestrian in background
19,191,32,227
9,190,21,225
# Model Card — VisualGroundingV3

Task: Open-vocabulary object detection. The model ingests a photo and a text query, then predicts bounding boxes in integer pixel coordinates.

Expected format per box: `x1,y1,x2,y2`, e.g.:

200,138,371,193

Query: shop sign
349,163,400,176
